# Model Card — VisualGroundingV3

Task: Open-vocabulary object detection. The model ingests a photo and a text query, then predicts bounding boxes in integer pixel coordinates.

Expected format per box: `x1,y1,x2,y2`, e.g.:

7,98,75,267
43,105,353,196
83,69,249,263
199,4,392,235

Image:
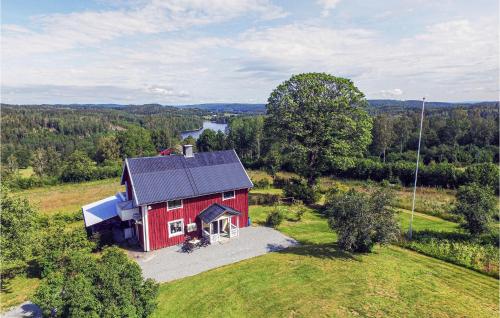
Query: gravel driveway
129,226,297,282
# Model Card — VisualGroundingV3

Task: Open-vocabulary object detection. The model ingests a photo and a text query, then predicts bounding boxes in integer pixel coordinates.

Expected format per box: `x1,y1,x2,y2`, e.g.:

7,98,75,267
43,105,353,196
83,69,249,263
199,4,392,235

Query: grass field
151,206,498,318
14,178,122,215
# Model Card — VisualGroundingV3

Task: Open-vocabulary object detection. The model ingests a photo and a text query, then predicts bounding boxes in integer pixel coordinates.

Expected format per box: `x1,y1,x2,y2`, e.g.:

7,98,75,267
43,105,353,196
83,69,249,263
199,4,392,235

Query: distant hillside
3,100,497,114
368,99,498,109
175,100,498,114
176,103,266,113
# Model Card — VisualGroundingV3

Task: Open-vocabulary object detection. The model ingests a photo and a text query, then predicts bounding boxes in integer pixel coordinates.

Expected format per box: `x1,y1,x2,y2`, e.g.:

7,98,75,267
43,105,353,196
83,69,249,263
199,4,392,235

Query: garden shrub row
330,160,499,193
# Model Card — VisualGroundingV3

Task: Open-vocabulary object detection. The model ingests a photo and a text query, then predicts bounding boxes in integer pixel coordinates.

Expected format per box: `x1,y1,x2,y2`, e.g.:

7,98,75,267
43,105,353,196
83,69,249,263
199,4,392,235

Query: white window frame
187,222,197,233
168,219,184,237
222,190,235,201
167,199,183,211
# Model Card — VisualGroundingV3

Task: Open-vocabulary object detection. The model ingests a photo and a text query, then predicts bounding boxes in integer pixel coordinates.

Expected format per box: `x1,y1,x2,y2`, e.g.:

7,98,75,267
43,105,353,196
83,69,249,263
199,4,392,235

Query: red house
82,145,253,251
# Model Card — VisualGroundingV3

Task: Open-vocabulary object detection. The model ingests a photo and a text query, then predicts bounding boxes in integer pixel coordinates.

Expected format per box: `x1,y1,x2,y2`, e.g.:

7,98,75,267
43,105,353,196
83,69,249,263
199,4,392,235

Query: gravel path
130,226,298,282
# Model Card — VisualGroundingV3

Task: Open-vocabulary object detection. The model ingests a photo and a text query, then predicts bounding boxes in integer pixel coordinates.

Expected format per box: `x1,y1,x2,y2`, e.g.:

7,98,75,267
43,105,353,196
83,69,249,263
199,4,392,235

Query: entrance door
211,220,219,234
219,218,229,236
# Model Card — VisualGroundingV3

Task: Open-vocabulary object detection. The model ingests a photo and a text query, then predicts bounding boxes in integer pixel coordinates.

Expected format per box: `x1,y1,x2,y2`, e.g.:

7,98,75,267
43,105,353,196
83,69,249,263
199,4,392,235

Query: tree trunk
307,151,318,187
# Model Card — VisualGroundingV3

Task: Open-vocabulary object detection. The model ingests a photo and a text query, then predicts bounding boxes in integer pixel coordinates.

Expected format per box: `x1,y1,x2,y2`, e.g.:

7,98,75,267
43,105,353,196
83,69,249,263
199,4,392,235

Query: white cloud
1,0,286,57
1,1,498,103
378,89,403,98
317,0,341,17
147,85,189,97
234,18,498,100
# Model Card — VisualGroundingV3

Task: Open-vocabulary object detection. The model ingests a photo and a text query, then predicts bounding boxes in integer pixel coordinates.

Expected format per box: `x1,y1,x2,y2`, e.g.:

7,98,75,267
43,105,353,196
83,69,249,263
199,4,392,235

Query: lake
181,121,227,140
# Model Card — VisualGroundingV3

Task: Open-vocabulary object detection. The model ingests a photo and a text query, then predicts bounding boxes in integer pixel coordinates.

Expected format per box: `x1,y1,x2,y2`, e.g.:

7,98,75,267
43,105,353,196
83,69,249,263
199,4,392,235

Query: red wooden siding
147,189,249,250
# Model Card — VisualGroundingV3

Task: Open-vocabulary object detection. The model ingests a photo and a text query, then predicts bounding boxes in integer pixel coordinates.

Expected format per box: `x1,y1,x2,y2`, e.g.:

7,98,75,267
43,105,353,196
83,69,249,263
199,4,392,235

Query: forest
1,99,498,192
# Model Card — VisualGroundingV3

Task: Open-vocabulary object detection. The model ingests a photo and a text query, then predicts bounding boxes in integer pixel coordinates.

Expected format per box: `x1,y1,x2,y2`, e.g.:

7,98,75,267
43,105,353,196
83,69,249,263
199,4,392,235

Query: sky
1,0,498,104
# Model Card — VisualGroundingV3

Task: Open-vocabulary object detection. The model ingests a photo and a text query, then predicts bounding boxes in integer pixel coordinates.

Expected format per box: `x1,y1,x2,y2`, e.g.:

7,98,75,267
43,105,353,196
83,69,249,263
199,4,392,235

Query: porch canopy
198,203,240,223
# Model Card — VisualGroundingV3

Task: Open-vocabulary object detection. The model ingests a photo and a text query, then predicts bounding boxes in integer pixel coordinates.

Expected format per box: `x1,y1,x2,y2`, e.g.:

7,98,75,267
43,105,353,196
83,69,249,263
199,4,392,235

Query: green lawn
152,206,498,317
0,276,40,312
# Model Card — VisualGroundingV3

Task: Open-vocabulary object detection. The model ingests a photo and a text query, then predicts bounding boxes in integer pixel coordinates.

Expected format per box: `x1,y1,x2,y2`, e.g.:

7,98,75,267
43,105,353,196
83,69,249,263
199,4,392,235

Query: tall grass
399,232,499,278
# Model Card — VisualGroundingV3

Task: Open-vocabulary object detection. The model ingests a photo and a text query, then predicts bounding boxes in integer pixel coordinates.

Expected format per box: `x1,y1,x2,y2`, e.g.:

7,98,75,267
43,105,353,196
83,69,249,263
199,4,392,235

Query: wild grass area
18,167,34,178
14,178,122,215
152,206,498,318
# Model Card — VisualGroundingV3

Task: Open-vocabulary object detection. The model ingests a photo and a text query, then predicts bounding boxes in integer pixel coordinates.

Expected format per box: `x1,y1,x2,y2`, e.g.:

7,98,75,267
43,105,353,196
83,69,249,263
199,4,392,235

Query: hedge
330,159,498,191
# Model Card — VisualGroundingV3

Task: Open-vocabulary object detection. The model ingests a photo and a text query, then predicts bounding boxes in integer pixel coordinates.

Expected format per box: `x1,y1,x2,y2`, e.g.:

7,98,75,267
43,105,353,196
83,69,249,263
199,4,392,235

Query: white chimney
183,145,194,158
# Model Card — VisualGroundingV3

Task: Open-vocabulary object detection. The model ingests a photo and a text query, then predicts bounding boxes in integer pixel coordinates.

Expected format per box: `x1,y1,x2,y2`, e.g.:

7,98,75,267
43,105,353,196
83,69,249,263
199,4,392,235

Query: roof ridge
180,158,199,196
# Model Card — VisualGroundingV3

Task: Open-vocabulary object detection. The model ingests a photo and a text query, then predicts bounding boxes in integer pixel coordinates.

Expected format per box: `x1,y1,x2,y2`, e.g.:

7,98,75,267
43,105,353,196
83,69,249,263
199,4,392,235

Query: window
222,190,235,200
168,219,184,237
167,199,183,210
187,223,197,233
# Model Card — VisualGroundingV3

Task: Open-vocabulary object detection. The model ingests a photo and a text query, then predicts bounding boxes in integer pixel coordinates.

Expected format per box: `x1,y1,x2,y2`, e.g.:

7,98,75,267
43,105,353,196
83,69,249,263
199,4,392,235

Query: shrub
266,207,285,228
390,161,416,186
272,175,289,188
420,162,458,188
452,183,496,236
293,204,306,221
462,163,499,194
326,188,399,253
248,193,280,205
252,178,270,189
282,177,320,205
92,162,122,180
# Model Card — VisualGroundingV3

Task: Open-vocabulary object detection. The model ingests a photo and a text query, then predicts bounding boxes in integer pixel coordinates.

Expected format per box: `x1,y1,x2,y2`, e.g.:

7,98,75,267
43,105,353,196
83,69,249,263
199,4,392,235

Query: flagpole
409,97,425,240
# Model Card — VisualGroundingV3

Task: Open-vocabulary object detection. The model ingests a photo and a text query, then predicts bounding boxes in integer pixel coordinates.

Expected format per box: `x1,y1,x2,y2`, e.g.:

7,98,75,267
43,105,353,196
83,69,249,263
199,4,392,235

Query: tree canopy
33,247,159,318
0,186,40,276
264,73,373,185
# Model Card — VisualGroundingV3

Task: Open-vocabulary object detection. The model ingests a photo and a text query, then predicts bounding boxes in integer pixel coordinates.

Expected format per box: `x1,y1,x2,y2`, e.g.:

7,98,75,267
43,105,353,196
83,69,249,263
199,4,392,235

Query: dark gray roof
198,203,241,223
123,150,253,206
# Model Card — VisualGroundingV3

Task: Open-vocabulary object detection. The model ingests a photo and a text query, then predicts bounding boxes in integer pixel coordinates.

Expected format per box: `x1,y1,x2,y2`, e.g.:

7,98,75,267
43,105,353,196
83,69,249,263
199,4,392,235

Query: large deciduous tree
61,150,96,182
95,135,120,163
196,129,219,152
117,126,156,158
264,73,372,186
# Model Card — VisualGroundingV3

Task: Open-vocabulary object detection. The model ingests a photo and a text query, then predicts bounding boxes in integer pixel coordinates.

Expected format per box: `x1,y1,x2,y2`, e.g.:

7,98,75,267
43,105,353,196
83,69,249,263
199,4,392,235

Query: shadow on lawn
271,242,360,261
